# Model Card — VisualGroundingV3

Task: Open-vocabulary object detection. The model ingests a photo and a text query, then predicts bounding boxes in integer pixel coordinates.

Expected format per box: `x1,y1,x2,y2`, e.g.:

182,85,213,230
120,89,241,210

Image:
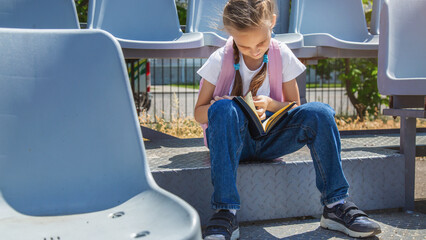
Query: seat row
0,0,383,58
188,0,381,50
0,0,425,238
4,0,423,101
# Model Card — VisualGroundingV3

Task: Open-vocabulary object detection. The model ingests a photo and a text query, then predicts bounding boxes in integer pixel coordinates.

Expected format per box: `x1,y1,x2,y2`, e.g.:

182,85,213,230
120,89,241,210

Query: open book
232,92,296,138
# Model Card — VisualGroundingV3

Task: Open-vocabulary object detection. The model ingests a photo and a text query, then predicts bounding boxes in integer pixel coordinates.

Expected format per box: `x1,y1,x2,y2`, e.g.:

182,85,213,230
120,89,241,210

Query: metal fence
140,58,377,122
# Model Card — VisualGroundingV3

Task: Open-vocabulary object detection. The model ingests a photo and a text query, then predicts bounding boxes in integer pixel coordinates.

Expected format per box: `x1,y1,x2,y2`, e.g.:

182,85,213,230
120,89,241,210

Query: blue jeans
206,100,349,210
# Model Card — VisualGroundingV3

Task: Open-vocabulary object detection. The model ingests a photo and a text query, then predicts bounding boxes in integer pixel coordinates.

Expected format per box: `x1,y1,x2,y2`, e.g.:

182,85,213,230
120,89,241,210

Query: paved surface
416,157,426,201
238,158,426,239
144,133,426,239
145,133,426,171
240,210,426,240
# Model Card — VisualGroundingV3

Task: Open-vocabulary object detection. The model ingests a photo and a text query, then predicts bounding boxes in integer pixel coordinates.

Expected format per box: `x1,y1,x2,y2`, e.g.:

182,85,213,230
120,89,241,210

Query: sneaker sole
320,216,381,238
231,228,240,240
204,228,240,240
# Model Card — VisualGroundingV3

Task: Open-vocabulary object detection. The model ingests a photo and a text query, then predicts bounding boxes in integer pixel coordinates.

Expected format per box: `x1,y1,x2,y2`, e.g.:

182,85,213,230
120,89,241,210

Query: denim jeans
206,100,349,210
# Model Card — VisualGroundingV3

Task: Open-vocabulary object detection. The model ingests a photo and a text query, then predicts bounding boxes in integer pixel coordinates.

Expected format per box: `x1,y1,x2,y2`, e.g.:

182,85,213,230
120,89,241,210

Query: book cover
232,92,296,138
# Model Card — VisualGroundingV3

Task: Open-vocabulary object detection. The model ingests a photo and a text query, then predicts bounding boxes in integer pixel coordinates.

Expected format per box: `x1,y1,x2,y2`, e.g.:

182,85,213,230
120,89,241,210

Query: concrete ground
240,211,425,239
239,157,426,239
415,157,426,211
143,129,426,239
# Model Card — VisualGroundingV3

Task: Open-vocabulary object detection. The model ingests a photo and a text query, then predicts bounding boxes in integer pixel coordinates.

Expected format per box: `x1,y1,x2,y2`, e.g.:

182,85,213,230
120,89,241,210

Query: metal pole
400,116,416,211
169,59,172,120
152,59,157,122
185,58,188,117
177,58,180,118
162,59,165,119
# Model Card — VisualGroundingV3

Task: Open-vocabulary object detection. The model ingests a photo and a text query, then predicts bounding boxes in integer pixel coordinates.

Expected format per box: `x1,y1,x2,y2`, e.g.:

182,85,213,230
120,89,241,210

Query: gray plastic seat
88,0,203,49
289,0,378,50
0,28,201,240
0,0,79,29
186,0,228,47
273,32,303,49
186,0,303,49
273,0,303,49
378,0,426,96
370,0,383,35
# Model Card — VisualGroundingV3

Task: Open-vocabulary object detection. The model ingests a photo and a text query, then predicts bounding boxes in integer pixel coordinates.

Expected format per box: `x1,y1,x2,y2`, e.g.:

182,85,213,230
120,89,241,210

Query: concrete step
144,133,426,225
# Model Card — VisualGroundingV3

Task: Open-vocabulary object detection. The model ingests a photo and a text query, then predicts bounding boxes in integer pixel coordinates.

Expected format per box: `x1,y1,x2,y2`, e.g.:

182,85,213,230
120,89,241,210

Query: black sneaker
203,210,239,240
320,201,381,238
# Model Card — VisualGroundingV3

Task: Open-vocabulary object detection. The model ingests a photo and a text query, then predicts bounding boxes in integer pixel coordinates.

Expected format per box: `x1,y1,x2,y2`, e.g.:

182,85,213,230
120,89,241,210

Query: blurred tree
310,57,387,121
175,0,187,26
75,0,88,23
362,0,373,27
340,58,388,121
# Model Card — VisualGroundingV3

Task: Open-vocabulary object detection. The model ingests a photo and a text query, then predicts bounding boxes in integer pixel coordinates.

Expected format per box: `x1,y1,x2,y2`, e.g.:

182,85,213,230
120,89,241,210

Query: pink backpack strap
268,38,283,102
199,37,236,147
213,37,236,97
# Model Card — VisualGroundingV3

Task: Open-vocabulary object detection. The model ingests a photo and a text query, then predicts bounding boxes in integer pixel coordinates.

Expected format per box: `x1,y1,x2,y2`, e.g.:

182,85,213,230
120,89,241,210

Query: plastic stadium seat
273,0,303,49
186,0,227,47
186,0,303,49
88,0,203,49
0,0,79,29
370,0,383,35
378,0,426,96
289,0,378,50
0,28,201,240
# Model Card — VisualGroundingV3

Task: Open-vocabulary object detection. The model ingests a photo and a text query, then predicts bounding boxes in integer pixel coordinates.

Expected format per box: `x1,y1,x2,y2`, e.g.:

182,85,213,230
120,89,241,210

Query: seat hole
109,211,125,218
132,231,150,238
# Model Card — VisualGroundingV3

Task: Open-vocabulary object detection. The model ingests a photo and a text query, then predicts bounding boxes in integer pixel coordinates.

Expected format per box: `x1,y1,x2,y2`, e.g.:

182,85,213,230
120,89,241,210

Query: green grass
306,83,343,88
169,84,200,89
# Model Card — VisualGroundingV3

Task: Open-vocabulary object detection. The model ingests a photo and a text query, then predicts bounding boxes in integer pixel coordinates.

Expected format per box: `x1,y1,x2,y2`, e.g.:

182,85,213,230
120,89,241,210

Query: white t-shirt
197,41,306,96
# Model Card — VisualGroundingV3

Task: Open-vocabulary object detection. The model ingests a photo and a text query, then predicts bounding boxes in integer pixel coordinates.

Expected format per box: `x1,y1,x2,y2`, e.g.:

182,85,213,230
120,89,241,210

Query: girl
194,0,381,239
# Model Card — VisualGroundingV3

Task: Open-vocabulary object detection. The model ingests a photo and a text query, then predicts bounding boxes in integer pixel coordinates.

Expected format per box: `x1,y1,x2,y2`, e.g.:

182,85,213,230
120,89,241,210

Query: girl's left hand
253,95,272,120
210,95,235,105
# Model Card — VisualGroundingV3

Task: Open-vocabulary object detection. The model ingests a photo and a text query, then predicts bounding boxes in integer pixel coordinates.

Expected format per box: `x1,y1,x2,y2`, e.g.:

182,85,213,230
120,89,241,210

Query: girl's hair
223,0,277,96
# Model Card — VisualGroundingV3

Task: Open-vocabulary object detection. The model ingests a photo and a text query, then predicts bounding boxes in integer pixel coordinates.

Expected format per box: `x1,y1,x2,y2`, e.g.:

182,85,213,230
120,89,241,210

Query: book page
262,117,271,129
243,92,257,113
262,102,296,131
243,92,263,126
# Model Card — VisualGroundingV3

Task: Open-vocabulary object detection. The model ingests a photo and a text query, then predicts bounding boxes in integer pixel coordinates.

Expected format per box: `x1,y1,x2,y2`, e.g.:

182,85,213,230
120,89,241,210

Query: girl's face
227,17,276,62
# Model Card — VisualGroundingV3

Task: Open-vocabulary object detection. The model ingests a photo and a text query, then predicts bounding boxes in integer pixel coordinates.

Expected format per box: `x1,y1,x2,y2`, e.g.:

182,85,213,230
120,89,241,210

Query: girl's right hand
210,95,234,105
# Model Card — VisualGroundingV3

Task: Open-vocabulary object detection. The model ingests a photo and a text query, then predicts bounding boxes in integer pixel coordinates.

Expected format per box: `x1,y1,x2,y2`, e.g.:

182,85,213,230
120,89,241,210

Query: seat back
274,0,290,34
187,0,291,36
186,0,228,38
0,28,152,216
370,0,383,35
378,0,426,96
0,0,79,29
289,0,370,41
88,0,182,41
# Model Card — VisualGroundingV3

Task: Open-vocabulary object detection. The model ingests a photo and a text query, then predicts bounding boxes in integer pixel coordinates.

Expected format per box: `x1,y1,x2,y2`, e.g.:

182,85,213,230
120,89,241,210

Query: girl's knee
302,102,335,117
208,99,235,116
208,99,242,125
296,102,336,124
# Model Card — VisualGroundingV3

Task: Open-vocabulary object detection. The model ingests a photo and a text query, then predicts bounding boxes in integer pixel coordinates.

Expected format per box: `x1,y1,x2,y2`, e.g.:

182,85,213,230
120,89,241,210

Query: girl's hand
253,95,272,120
210,95,234,105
